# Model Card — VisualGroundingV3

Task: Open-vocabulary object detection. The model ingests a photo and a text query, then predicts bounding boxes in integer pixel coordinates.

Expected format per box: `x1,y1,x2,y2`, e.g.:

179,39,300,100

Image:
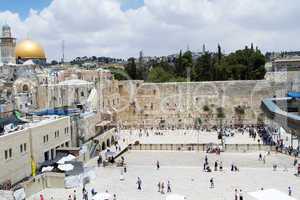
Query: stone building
0,116,71,185
0,24,16,64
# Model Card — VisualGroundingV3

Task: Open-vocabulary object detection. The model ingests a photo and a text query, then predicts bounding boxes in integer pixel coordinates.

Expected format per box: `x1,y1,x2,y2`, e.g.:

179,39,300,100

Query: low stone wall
130,143,274,152
20,172,65,198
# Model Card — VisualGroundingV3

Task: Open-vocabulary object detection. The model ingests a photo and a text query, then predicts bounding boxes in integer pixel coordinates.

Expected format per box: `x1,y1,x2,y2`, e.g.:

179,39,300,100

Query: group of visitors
157,180,172,194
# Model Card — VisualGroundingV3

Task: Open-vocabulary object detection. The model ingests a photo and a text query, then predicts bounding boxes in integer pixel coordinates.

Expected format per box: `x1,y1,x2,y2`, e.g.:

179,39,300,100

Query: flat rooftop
29,151,300,200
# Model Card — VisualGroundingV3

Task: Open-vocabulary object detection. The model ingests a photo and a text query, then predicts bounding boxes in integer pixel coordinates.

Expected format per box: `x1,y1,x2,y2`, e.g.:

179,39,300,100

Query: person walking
234,189,238,200
288,186,292,196
68,195,72,200
210,178,214,188
156,160,160,170
161,182,165,194
157,182,161,192
113,194,117,200
137,177,142,190
214,161,218,171
73,190,77,200
239,190,243,200
97,155,102,167
259,153,262,161
167,180,172,193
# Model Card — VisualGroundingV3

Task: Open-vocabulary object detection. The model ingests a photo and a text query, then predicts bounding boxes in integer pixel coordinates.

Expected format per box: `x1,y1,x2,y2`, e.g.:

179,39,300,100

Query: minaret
0,24,16,64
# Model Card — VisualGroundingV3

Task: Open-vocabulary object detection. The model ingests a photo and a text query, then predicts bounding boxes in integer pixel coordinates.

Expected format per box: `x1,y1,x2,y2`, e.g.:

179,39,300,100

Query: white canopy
41,166,54,172
248,189,297,200
166,194,186,200
58,164,74,171
57,154,76,164
92,192,112,200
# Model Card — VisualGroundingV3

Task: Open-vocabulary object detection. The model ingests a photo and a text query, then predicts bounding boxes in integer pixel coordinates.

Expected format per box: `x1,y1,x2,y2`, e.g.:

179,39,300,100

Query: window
24,143,27,152
20,144,23,153
65,127,69,135
4,150,8,160
9,148,12,158
43,135,49,143
55,130,60,138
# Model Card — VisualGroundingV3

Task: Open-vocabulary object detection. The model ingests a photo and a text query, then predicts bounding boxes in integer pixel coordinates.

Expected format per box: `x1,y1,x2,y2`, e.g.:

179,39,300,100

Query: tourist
259,153,262,161
234,189,238,200
124,166,127,173
97,155,102,167
113,194,117,200
156,160,160,170
91,188,97,196
167,180,172,193
83,188,88,200
214,161,218,171
219,161,223,171
73,190,77,200
68,195,72,200
39,194,44,200
161,182,165,194
239,190,243,200
137,177,142,190
157,182,161,192
205,155,208,164
294,157,298,167
210,178,214,188
288,186,292,196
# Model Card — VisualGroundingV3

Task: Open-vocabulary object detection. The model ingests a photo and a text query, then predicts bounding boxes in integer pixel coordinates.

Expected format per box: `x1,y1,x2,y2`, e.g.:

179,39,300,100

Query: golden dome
15,39,46,60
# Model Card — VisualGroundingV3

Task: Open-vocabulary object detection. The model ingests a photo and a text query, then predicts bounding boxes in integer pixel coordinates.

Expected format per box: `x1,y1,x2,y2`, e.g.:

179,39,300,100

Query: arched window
22,84,29,92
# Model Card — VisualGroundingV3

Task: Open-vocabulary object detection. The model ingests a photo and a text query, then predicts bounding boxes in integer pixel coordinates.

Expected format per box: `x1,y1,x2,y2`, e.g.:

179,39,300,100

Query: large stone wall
117,80,289,128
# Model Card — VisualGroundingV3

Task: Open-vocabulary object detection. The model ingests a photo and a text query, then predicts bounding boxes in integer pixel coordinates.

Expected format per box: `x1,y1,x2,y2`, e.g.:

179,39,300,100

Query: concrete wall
21,173,65,198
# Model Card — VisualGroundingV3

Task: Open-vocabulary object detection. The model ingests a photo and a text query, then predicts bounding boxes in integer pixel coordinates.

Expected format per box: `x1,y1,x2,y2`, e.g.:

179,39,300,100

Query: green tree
147,67,173,83
125,57,137,79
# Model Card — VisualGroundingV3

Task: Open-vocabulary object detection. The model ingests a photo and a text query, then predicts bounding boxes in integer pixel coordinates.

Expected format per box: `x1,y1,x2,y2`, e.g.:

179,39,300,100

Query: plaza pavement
29,151,300,200
120,129,262,145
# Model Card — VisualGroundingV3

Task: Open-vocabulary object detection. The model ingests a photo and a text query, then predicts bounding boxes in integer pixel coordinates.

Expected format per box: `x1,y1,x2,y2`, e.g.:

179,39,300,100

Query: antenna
61,40,65,64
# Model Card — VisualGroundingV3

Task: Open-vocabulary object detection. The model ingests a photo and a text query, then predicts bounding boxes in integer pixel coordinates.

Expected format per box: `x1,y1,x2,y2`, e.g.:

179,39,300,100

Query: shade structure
248,189,297,200
92,192,112,200
166,194,186,200
58,164,74,171
57,154,76,164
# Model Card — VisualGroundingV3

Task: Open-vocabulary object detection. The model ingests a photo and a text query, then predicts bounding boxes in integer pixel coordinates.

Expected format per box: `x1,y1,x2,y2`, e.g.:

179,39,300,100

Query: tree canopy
122,45,266,83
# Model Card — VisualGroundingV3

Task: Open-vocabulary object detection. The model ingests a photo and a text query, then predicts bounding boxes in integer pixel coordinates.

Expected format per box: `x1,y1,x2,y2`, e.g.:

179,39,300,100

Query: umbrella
58,164,74,171
41,166,54,172
92,192,112,200
57,154,76,164
166,194,186,200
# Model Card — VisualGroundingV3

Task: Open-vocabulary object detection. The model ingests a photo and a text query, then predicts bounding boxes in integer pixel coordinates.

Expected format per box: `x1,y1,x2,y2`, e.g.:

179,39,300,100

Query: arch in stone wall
102,141,106,150
106,139,111,147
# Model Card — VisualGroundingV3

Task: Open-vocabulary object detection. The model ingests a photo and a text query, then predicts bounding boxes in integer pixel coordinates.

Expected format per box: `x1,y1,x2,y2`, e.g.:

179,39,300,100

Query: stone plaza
28,130,300,200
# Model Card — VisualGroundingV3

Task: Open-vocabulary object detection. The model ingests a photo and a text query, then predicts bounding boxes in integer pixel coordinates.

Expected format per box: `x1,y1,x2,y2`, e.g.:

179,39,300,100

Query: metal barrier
130,143,274,152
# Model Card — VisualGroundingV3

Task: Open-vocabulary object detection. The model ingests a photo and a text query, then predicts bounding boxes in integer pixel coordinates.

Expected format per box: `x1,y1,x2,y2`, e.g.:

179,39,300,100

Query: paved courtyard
120,129,262,145
29,151,300,200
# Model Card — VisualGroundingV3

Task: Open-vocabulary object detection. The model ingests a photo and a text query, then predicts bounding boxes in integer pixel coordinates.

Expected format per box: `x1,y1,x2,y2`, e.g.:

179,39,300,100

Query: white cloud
1,0,300,61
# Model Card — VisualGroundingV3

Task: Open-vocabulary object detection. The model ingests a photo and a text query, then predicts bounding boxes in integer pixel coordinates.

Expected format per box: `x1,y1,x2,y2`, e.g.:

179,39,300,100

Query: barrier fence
129,143,275,152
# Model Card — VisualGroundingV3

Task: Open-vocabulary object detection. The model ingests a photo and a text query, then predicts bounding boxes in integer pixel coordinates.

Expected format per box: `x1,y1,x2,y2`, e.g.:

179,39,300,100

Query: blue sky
0,0,144,20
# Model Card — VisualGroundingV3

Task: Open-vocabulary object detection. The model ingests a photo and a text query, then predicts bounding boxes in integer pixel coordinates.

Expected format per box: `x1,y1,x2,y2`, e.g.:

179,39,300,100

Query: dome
15,39,46,60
